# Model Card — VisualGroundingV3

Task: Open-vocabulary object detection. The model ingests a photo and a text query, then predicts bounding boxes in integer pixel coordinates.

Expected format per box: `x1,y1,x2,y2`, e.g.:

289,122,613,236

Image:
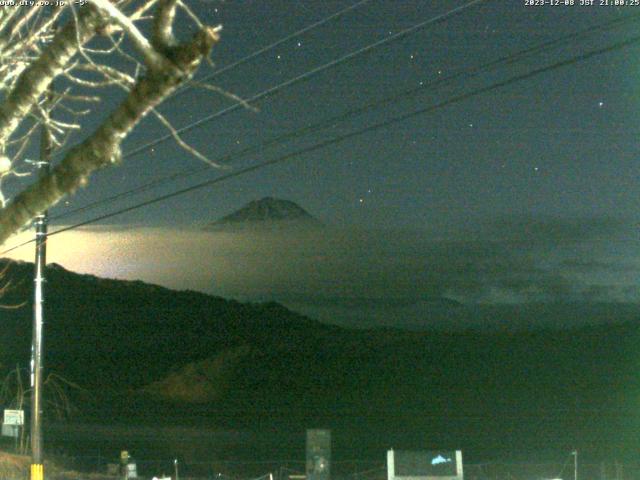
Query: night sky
5,0,640,328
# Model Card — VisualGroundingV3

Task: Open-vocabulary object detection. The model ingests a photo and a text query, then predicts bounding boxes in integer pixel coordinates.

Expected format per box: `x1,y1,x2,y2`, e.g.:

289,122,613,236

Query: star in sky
47,0,640,234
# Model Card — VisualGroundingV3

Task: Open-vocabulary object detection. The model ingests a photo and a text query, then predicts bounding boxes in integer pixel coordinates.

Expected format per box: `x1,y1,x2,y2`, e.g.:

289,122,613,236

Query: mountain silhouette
206,197,320,230
0,259,637,461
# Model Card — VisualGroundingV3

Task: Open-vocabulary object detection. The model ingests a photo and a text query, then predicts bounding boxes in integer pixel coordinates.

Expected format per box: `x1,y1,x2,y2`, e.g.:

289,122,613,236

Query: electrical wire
2,31,636,256
115,0,488,162
1,0,488,254
49,11,640,222
178,0,374,88
44,0,375,169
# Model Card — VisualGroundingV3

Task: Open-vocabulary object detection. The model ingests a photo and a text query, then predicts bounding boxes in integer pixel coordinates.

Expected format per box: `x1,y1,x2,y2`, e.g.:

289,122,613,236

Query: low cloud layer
5,216,639,329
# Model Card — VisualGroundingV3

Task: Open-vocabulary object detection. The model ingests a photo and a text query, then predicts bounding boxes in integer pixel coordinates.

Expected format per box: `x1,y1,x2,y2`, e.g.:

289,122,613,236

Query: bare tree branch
89,0,167,70
153,0,179,49
151,107,226,168
0,6,104,152
0,1,227,246
0,23,220,244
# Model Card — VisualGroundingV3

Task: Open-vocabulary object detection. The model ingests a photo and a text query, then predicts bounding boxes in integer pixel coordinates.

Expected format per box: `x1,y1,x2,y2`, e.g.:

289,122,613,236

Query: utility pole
573,450,578,480
30,90,53,480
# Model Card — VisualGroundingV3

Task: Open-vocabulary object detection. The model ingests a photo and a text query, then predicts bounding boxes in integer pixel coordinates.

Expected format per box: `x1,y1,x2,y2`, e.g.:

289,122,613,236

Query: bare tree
0,1,222,245
0,366,83,453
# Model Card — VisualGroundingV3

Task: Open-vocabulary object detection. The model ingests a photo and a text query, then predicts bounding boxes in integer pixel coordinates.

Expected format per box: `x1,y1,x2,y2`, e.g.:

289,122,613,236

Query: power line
2,32,635,256
50,12,640,222
45,0,377,168
116,0,488,161
47,0,490,222
178,0,374,89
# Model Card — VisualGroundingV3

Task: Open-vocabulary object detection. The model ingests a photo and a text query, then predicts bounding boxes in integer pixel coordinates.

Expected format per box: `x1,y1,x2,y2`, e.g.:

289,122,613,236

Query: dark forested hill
0,259,638,460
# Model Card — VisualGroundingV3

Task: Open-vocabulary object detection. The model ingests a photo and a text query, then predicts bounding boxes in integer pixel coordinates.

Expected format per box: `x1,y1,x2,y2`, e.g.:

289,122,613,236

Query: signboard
1,424,19,438
387,450,463,480
306,429,331,480
126,463,137,479
3,409,24,426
